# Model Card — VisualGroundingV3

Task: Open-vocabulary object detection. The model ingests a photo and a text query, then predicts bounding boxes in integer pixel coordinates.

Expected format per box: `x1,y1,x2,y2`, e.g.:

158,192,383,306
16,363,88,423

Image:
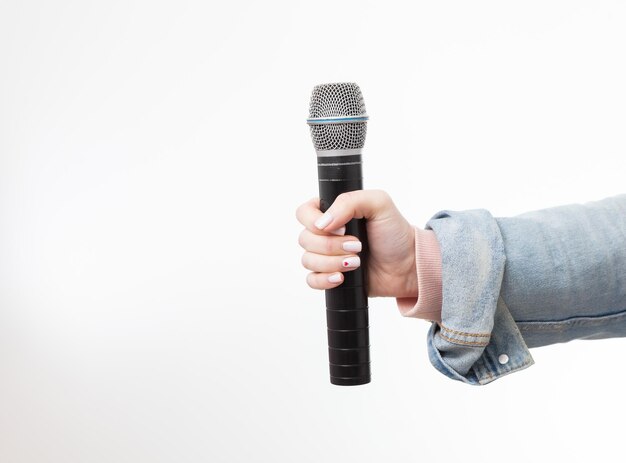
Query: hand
296,190,417,298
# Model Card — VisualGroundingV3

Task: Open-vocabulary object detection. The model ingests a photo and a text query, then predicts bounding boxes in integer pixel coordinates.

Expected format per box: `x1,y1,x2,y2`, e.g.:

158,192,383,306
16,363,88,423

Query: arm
297,192,626,385
498,195,626,347
421,194,626,384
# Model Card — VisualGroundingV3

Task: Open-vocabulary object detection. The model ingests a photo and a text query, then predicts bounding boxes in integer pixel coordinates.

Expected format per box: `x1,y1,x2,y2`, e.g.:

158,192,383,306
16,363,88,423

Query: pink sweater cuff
396,227,443,323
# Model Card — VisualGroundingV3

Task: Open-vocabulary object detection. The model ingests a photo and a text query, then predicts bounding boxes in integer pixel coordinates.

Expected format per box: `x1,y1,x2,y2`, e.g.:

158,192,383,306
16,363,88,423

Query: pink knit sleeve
396,227,443,323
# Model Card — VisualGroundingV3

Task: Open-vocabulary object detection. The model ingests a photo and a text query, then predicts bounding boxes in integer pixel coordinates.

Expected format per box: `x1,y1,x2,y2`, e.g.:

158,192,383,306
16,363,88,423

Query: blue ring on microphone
306,115,369,125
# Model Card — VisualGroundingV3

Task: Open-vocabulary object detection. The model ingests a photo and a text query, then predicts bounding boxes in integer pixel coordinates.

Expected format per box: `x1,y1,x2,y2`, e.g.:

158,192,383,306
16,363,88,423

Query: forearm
497,194,626,347
396,227,443,323
400,194,626,385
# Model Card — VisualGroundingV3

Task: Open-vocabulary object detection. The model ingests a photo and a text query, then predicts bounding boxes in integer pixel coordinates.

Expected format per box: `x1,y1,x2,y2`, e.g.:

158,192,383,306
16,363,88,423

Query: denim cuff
425,209,534,385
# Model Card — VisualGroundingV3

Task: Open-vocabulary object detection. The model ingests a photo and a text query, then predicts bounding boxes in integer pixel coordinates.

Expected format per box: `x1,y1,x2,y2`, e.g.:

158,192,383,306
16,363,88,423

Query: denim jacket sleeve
425,194,626,385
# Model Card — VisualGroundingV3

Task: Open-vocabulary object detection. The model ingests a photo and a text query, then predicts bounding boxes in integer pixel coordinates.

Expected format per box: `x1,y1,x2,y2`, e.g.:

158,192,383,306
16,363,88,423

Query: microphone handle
317,154,370,386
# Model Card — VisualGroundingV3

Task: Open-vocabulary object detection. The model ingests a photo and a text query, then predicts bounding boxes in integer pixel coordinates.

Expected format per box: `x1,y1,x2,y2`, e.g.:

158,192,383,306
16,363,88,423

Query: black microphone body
307,83,371,386
318,154,370,385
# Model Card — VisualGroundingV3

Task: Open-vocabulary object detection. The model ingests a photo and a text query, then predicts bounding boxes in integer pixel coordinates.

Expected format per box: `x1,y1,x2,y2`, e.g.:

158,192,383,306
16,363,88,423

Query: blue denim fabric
425,194,626,385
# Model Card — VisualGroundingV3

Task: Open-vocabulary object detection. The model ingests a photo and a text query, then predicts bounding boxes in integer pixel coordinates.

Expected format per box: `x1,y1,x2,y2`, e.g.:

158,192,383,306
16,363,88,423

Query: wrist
396,226,443,322
398,227,418,299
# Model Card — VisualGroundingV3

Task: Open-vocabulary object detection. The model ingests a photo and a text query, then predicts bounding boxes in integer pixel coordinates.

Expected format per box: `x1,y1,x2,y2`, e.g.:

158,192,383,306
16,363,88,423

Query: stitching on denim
437,332,489,347
515,309,626,329
440,324,491,338
478,359,534,382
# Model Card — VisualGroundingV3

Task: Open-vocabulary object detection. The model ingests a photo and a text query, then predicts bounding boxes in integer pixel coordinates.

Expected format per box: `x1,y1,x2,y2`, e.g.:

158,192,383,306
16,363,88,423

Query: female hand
296,190,416,298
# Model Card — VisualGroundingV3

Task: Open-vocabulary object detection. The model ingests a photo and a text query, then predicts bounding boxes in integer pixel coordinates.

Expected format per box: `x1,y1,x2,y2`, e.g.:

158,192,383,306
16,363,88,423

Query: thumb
313,189,393,231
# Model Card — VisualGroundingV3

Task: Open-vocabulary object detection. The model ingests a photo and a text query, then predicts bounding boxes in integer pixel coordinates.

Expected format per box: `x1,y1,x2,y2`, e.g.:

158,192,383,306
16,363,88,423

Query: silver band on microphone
315,149,363,157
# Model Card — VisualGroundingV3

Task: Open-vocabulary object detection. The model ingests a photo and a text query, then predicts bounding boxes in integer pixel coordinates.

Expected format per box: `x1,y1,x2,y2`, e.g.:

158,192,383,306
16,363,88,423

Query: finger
295,197,346,236
312,189,394,232
301,252,361,273
298,229,362,256
306,272,344,290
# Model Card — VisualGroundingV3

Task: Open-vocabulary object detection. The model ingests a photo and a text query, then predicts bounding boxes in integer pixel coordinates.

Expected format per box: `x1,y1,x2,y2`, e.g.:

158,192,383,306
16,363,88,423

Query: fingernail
314,212,333,230
342,256,361,269
328,272,342,283
342,241,362,252
330,226,346,236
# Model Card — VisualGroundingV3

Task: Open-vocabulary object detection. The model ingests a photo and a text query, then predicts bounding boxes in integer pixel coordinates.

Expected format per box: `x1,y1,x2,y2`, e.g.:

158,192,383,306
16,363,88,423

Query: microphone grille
308,83,367,151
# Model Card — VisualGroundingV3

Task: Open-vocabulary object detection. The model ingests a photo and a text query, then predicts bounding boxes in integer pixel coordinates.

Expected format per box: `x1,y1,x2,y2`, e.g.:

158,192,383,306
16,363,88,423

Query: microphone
307,83,370,386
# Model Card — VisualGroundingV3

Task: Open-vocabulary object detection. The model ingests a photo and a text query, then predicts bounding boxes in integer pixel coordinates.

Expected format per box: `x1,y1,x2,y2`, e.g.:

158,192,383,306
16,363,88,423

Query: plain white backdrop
1,1,625,461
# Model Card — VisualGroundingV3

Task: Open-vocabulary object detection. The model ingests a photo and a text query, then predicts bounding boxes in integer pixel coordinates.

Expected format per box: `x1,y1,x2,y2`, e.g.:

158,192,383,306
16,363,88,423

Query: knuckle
378,189,391,202
298,229,308,249
324,237,335,255
373,189,390,205
306,273,319,289
370,190,391,213
295,205,304,224
295,197,318,224
338,191,355,204
301,252,310,269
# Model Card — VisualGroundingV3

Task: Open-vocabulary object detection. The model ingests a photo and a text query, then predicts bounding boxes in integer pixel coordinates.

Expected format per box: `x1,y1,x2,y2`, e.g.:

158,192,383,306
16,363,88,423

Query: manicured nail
342,256,360,269
330,226,346,236
342,241,362,252
314,212,333,230
328,272,342,283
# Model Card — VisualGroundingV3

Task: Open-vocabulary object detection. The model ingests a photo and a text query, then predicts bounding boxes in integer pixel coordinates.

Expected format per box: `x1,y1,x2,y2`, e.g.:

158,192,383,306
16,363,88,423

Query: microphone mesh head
308,83,367,151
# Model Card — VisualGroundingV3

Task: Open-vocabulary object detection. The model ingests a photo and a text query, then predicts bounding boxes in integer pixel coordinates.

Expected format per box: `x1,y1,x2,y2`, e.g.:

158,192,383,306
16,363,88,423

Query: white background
1,1,625,462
